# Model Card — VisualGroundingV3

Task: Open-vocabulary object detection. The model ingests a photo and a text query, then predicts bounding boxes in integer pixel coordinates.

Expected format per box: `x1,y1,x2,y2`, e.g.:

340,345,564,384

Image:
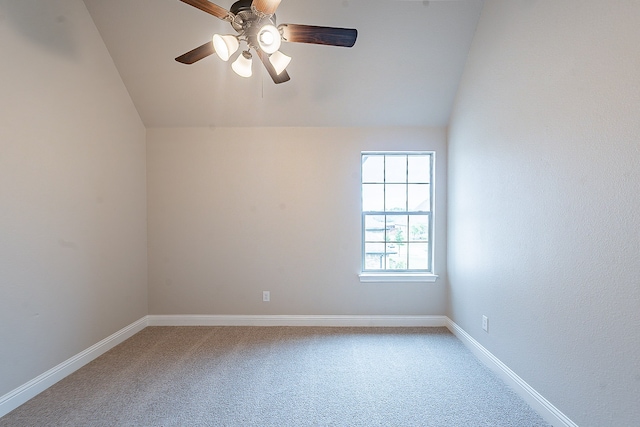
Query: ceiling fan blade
279,24,358,48
251,0,282,15
179,0,230,20
256,49,291,84
175,41,216,64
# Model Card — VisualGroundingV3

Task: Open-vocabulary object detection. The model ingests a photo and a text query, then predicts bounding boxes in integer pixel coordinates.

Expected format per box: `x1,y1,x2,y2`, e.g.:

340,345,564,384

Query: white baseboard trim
445,318,578,427
0,316,149,419
0,314,443,418
148,314,447,328
3,314,573,427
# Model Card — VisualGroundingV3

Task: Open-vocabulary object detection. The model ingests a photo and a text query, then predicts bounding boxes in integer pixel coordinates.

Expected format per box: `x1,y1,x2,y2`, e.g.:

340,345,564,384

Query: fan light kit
232,50,253,77
212,34,239,61
175,0,358,84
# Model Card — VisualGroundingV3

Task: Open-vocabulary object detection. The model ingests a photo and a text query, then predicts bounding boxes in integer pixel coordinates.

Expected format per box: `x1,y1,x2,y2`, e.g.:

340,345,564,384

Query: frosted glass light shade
257,24,281,54
212,34,239,61
232,51,253,78
269,50,291,75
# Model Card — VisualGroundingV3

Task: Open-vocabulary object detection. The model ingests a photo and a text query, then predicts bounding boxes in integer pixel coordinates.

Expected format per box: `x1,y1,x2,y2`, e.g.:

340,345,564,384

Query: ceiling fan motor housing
230,0,279,50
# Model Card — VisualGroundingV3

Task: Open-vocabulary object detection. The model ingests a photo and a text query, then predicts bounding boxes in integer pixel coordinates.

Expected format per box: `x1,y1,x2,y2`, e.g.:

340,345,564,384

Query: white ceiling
82,0,483,128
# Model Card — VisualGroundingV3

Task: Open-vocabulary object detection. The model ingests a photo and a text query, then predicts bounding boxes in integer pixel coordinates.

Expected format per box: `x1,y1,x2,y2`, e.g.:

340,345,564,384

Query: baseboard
148,314,447,327
445,318,578,427
0,313,443,418
5,314,572,426
0,316,149,419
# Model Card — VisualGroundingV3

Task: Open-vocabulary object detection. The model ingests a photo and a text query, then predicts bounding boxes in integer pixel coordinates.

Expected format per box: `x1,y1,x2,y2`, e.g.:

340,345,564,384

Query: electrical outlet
482,315,488,332
262,291,270,302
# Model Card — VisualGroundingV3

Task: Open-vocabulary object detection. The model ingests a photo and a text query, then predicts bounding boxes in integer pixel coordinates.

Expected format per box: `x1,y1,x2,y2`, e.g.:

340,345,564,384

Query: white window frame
359,151,438,283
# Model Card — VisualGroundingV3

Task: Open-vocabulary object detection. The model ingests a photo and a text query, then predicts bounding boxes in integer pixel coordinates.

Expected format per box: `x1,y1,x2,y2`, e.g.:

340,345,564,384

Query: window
360,152,436,282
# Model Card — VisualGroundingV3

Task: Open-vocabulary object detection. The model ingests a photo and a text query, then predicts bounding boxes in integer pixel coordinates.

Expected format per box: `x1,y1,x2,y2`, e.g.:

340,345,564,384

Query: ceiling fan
175,0,358,84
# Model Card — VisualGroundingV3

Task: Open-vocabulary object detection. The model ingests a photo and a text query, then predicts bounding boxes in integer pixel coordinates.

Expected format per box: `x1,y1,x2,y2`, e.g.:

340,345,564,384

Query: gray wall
147,127,447,315
448,1,640,426
0,0,148,397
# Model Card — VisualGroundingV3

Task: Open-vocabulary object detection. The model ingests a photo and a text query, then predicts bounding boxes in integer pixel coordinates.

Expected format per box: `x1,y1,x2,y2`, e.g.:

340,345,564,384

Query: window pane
362,184,384,211
361,152,434,273
365,243,386,270
385,155,407,183
408,155,430,183
362,155,384,182
386,215,408,243
409,216,429,241
388,243,407,270
408,184,430,211
385,184,406,211
364,215,386,241
408,242,429,270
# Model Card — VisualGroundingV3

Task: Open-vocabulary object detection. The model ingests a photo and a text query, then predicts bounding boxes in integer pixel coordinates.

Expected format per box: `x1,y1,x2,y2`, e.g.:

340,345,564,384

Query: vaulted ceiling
83,0,483,128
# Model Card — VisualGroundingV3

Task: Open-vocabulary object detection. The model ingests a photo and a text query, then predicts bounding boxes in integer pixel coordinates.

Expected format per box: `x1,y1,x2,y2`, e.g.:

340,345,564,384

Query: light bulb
257,24,281,54
260,32,274,46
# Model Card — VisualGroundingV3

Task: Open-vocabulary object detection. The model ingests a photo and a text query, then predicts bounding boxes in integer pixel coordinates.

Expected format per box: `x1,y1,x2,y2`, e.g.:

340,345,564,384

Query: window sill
358,273,439,283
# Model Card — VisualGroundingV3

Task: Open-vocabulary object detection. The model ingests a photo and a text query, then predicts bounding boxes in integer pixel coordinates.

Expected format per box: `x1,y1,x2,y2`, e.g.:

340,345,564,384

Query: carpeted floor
0,327,550,426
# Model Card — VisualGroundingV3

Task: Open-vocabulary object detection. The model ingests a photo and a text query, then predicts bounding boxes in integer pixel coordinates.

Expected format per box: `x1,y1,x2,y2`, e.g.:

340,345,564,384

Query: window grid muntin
363,212,431,271
361,152,434,273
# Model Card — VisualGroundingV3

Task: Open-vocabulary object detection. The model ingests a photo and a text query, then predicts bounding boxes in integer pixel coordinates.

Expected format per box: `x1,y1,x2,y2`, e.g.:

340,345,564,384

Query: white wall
448,1,640,426
0,0,147,397
147,127,447,316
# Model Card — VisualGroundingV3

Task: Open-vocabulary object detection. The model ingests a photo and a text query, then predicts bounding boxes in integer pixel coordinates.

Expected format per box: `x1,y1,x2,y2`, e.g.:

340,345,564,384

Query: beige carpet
0,327,550,426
